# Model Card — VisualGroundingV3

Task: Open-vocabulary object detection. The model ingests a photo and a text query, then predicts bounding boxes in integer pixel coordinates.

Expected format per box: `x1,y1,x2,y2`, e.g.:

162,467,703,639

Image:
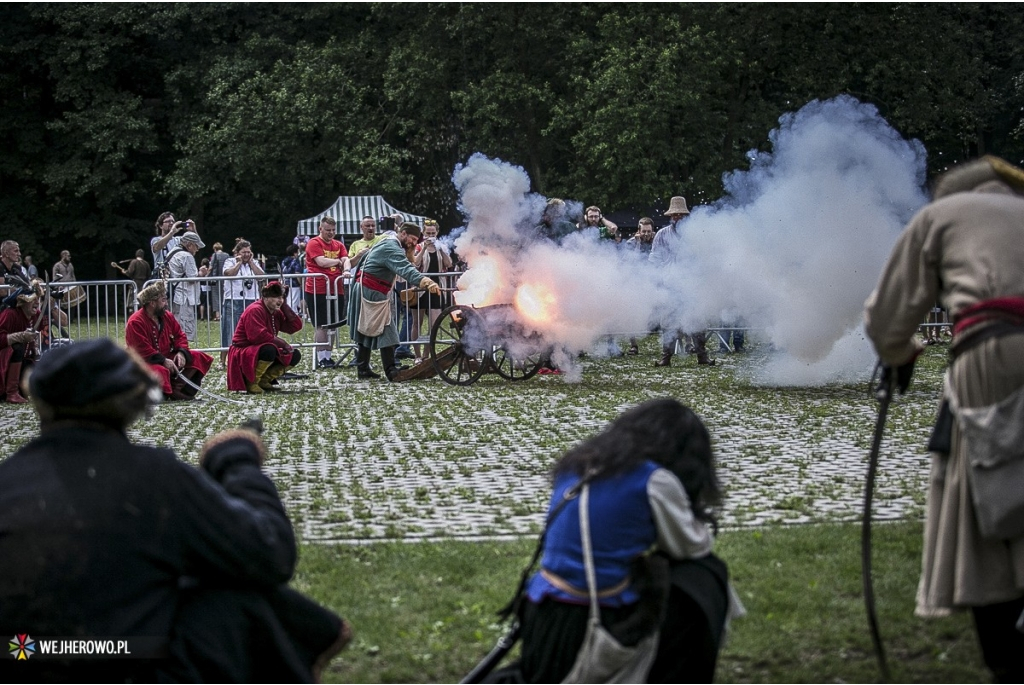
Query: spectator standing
279,244,304,314
412,219,452,363
125,281,213,401
349,215,383,262
623,218,657,355
864,155,1024,682
52,250,76,283
537,198,577,243
578,205,619,240
151,212,192,272
198,258,211,321
0,240,30,289
22,254,38,280
207,241,229,322
220,239,264,366
167,231,204,342
650,196,715,367
304,216,350,369
112,249,153,316
0,339,351,682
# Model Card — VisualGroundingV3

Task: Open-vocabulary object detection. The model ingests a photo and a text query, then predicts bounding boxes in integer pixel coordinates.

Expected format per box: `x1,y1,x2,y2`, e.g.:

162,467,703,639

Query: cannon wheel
429,305,488,386
491,346,544,381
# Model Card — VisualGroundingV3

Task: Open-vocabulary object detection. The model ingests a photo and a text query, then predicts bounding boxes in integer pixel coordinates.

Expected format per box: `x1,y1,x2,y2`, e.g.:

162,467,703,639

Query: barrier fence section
3,273,951,368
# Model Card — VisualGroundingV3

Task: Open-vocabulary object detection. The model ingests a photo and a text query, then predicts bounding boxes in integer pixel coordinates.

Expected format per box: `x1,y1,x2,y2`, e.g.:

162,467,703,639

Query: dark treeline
2,3,1022,279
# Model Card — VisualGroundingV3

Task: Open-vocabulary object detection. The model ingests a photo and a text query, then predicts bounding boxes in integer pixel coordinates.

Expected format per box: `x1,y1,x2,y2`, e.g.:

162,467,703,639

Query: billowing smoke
451,95,929,385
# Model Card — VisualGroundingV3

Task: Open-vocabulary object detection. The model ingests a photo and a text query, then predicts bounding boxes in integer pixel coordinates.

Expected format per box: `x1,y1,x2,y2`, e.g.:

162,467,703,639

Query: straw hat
664,196,690,216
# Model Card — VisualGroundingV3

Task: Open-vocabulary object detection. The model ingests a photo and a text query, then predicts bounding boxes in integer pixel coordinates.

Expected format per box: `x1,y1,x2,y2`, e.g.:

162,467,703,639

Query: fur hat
664,196,691,216
933,155,1024,200
261,280,285,298
137,280,166,306
29,339,158,423
15,291,38,307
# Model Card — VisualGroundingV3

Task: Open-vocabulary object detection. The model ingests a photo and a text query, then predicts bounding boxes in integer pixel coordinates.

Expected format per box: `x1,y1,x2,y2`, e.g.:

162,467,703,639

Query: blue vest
526,461,659,607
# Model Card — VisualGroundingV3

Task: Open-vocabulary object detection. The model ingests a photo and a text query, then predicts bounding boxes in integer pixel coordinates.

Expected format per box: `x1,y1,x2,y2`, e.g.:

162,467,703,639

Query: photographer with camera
151,212,195,273
220,239,265,366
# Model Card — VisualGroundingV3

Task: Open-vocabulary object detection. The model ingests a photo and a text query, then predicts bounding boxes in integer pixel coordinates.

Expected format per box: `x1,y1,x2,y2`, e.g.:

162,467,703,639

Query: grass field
0,332,989,682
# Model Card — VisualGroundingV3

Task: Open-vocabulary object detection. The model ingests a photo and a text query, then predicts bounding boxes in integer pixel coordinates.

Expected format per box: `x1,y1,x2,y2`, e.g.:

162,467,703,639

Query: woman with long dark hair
508,398,741,683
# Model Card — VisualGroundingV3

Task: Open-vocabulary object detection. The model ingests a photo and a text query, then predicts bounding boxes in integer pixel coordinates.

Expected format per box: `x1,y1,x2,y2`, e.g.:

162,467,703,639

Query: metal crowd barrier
4,272,951,369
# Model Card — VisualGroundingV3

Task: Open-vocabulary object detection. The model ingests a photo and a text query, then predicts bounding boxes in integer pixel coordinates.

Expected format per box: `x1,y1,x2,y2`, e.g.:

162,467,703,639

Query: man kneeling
227,280,303,394
0,339,350,681
125,281,213,401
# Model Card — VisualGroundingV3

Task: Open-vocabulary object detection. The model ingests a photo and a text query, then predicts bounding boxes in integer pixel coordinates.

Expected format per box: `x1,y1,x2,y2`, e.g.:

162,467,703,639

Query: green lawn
0,333,987,682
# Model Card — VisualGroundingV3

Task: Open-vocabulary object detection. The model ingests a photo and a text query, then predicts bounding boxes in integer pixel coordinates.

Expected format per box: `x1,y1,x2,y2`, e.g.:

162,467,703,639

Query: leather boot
4,361,27,404
259,363,286,391
247,360,273,394
381,346,401,381
356,345,380,379
653,345,673,367
692,333,716,366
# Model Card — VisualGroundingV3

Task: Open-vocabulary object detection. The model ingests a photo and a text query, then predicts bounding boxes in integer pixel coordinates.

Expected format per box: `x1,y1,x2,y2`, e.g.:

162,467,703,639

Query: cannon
419,303,549,386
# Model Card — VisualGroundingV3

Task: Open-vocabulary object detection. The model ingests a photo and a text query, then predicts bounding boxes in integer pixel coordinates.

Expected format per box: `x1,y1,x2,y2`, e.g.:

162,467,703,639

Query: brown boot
4,361,27,404
654,345,673,367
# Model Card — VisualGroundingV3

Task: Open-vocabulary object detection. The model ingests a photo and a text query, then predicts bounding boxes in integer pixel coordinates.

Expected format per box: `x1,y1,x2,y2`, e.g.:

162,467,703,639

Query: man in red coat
0,290,45,403
125,281,213,401
227,281,303,393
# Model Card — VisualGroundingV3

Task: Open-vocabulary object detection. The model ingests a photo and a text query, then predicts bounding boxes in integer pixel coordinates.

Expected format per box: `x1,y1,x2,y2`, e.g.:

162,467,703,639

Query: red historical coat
0,306,45,391
125,309,213,394
226,301,303,391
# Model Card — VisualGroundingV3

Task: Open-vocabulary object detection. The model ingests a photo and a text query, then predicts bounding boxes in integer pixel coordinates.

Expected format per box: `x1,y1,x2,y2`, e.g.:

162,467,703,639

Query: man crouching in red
227,281,303,394
126,281,213,401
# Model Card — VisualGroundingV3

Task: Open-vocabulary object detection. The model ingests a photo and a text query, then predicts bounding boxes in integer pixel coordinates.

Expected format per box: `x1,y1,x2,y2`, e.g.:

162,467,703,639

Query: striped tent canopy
295,196,430,236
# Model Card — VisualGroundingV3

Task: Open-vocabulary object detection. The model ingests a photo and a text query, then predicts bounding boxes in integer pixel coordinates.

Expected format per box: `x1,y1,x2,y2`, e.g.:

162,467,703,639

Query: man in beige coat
864,156,1024,681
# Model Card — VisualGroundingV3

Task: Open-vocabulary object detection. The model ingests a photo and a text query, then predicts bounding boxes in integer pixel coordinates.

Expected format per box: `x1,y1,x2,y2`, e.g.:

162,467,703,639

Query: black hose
863,362,893,682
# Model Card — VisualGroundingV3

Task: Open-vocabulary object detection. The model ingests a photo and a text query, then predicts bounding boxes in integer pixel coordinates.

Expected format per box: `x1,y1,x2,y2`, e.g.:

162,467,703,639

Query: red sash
356,271,393,295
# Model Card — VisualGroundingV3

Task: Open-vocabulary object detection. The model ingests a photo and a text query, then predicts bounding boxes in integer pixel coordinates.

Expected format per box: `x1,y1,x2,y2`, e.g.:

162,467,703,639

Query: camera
377,216,395,232
243,279,254,290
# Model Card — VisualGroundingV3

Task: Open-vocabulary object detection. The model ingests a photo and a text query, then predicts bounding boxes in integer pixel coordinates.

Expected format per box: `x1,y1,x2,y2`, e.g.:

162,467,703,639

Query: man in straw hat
227,280,303,393
0,288,44,403
348,222,441,380
865,155,1024,682
649,196,716,367
0,339,351,681
125,280,213,401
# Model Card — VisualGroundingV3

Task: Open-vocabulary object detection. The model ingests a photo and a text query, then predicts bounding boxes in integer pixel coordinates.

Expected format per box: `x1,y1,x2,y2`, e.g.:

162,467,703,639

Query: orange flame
514,282,557,326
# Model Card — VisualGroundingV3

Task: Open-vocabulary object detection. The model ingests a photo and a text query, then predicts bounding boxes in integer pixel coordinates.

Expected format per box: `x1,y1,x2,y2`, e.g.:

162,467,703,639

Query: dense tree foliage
1,3,1021,277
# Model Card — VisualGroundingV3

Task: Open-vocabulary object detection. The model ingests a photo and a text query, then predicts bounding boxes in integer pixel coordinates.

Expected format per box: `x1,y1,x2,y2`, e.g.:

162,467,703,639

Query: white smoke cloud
451,95,929,386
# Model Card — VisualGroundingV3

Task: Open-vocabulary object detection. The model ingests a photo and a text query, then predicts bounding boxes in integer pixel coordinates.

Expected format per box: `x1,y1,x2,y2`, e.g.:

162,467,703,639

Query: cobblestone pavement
0,339,942,542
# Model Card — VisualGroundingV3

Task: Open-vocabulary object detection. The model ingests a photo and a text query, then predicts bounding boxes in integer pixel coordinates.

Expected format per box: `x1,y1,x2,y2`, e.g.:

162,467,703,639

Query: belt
539,568,631,599
355,270,393,294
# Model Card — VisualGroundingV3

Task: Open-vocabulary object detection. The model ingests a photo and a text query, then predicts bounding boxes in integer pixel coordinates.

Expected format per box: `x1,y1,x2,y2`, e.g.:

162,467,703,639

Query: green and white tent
295,196,429,236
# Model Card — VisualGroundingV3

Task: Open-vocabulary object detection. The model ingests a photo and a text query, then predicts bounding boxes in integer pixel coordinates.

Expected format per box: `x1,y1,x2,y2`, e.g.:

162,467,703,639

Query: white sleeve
647,467,713,559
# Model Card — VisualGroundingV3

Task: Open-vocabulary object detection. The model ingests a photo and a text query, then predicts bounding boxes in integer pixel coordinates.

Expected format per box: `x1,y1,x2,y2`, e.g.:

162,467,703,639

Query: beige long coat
864,179,1024,615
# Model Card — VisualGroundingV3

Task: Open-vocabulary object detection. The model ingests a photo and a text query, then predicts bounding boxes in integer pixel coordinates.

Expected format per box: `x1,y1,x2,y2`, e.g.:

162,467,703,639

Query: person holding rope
864,155,1024,682
348,222,441,380
0,339,351,681
227,281,303,394
125,281,213,402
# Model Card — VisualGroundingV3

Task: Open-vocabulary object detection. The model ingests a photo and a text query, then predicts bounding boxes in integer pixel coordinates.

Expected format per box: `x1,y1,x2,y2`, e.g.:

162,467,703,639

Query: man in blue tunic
348,223,441,380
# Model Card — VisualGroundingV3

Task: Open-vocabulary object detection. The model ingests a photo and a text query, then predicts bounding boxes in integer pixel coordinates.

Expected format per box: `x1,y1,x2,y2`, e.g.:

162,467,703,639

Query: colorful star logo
9,634,35,660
